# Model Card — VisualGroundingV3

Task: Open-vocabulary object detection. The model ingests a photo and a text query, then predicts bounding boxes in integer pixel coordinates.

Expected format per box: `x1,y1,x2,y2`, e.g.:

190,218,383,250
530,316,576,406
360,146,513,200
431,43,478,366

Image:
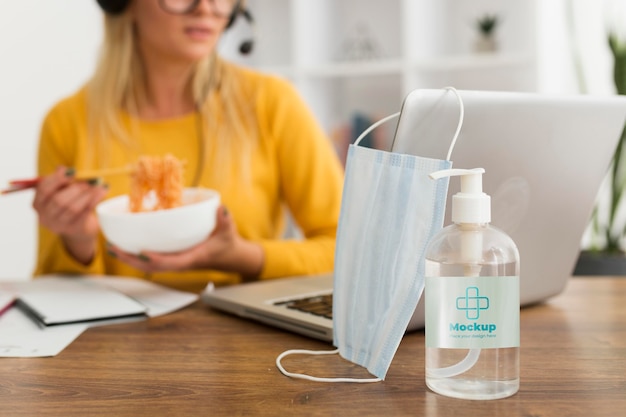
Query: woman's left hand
107,205,264,280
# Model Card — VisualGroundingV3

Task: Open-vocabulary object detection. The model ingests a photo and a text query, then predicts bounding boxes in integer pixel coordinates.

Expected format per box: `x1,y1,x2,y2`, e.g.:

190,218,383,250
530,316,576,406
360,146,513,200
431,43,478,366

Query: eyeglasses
158,0,239,18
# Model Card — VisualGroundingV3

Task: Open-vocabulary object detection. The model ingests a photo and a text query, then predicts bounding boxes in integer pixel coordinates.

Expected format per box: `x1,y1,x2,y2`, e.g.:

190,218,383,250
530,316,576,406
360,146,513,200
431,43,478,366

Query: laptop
201,89,626,342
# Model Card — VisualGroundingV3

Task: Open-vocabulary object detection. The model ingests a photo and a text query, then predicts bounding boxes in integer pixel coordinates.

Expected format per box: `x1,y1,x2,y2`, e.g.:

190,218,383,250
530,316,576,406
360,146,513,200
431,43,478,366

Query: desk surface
1,277,625,417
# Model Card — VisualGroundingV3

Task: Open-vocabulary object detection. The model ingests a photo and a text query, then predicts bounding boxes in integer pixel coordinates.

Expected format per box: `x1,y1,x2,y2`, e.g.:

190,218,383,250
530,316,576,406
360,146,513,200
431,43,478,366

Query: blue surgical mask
276,87,464,382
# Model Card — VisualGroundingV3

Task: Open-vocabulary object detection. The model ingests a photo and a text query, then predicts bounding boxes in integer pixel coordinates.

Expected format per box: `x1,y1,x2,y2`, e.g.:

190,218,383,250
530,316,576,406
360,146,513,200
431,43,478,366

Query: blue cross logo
456,287,489,320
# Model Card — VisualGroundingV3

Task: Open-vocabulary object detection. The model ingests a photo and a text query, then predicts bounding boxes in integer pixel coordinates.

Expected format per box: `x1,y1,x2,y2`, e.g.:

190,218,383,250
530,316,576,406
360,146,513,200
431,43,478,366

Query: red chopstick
1,177,101,195
2,165,133,195
1,178,42,194
1,186,33,195
8,178,41,187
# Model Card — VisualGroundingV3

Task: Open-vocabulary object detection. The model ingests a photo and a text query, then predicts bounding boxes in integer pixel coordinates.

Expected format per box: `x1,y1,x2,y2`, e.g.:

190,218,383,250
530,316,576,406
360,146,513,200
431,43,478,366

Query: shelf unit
221,0,538,145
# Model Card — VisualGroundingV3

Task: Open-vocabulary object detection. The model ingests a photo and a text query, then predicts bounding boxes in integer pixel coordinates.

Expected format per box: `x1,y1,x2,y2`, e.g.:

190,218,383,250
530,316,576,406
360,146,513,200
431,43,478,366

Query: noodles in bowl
130,154,184,212
96,187,221,254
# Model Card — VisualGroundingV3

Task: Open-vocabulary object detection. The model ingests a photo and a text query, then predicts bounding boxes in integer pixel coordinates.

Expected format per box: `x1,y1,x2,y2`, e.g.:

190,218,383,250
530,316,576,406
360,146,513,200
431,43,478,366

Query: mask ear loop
444,86,464,161
354,86,463,161
276,349,383,383
353,112,401,147
276,87,466,383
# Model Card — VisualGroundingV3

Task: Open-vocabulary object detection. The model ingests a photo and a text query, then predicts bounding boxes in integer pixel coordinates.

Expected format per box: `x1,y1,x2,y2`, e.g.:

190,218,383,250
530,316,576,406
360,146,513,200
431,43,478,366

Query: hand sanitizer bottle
424,168,520,400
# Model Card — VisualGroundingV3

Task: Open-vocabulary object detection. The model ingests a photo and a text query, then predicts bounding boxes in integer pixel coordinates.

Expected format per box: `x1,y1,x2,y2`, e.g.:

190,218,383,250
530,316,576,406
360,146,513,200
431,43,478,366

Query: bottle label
425,276,520,349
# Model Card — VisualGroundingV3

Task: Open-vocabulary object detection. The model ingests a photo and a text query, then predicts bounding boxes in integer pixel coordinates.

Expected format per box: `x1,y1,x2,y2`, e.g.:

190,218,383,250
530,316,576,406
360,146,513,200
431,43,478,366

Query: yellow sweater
35,65,344,293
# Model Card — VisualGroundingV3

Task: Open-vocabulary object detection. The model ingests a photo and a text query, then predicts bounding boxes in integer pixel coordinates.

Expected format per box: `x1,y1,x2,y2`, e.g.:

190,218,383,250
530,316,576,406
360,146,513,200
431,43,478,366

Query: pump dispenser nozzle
430,168,490,224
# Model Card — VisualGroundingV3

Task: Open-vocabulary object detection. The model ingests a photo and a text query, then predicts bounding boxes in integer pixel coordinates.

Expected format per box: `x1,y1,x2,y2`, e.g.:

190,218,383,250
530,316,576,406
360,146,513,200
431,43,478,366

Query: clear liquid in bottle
425,225,520,400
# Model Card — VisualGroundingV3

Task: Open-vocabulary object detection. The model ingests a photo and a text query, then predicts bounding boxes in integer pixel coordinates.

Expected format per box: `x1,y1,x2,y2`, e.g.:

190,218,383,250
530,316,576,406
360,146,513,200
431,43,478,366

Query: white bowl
96,188,221,254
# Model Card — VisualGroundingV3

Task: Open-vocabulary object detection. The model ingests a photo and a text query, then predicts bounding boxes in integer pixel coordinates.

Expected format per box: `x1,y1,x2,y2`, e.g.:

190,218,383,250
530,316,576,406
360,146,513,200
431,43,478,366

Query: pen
0,297,15,317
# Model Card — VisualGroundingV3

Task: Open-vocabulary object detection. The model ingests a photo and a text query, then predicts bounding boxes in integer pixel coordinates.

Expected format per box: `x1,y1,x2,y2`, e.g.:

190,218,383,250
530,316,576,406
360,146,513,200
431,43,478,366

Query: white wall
0,0,618,280
0,1,103,280
536,0,614,96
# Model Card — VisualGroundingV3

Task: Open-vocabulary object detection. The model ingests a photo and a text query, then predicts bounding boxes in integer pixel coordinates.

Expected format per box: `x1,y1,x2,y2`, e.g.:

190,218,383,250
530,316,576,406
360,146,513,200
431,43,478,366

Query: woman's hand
107,205,265,280
32,166,109,264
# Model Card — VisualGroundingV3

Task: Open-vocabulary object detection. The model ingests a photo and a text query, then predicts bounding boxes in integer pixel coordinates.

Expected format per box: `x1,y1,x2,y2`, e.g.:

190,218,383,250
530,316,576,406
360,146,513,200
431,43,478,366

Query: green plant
476,14,499,37
589,33,626,253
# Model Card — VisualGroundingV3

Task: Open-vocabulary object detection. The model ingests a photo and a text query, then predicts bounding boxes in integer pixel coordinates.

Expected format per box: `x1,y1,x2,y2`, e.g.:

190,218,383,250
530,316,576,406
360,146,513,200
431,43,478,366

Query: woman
33,0,344,292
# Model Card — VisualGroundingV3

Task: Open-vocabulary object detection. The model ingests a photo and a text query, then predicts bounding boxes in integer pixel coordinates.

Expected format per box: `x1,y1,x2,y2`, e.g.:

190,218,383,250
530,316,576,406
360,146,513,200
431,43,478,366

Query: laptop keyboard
274,294,333,319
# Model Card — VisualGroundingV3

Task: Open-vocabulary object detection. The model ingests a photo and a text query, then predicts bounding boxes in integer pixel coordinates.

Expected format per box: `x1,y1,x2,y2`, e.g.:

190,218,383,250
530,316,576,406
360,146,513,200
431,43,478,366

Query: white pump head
430,168,491,224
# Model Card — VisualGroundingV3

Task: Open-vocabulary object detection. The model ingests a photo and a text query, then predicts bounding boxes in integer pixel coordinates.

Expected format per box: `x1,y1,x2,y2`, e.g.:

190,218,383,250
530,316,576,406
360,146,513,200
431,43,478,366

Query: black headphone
95,0,254,54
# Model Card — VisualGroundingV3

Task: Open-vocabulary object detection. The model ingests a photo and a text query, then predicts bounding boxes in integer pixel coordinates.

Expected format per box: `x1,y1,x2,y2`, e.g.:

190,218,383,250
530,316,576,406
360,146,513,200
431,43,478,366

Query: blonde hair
87,5,255,183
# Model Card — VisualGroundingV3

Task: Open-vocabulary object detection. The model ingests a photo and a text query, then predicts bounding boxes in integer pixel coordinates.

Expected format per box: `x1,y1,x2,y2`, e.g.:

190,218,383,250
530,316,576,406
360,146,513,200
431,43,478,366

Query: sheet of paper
0,275,198,358
0,306,87,357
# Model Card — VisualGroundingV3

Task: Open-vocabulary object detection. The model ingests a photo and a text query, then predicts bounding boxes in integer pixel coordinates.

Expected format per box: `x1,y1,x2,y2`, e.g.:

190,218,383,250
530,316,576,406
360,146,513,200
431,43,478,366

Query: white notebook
16,277,148,327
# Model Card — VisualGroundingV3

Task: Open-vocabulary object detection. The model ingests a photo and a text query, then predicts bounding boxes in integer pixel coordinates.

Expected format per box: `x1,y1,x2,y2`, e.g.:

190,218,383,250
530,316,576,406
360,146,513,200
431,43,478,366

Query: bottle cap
430,168,491,224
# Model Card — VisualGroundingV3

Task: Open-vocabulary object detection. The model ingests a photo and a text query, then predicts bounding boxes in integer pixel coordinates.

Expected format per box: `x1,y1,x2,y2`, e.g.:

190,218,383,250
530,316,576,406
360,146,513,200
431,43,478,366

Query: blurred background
0,0,622,279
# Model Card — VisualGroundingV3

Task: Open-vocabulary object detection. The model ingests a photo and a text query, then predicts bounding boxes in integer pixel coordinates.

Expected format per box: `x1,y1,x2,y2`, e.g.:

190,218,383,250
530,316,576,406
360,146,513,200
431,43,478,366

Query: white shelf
411,53,534,72
261,59,404,79
260,53,533,80
301,59,404,78
244,0,537,140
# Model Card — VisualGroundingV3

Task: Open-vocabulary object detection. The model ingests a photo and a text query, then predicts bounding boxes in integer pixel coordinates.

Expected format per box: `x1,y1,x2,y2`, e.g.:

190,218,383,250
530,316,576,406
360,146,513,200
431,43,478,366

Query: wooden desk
1,277,625,416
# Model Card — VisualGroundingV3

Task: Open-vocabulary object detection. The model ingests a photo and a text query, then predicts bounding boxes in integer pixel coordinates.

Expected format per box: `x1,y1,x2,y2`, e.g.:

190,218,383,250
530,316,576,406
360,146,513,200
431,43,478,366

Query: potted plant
473,14,499,53
575,32,626,274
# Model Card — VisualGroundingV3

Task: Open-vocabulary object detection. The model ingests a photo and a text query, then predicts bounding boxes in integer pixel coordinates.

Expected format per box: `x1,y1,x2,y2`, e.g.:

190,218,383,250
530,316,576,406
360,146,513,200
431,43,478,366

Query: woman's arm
33,91,109,276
